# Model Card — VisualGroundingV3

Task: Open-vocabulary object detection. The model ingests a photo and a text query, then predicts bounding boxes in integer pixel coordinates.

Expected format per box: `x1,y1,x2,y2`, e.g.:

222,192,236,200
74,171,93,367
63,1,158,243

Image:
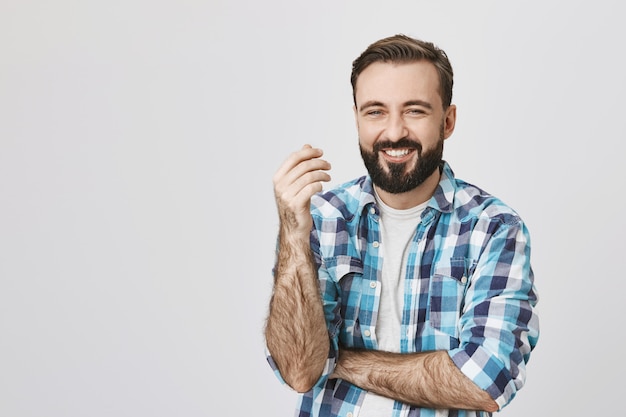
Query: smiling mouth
381,148,416,162
384,149,411,157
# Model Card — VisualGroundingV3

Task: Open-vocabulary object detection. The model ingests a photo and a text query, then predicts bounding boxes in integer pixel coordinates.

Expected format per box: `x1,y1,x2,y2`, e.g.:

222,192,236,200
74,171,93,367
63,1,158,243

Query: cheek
409,123,440,141
357,124,380,147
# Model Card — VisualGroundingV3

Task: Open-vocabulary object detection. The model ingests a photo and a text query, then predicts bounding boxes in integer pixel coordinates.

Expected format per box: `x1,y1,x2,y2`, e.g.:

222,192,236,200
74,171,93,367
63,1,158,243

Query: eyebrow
358,100,385,112
358,99,433,111
404,100,433,109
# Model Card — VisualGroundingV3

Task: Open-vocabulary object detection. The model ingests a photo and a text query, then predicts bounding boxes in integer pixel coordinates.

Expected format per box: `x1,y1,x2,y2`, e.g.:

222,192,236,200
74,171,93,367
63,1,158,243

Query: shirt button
363,330,371,337
461,276,468,284
372,241,380,248
347,413,354,417
370,281,377,288
370,207,376,215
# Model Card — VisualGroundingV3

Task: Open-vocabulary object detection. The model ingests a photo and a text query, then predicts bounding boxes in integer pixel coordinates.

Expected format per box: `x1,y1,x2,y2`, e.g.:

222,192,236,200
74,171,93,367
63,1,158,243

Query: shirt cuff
449,344,518,410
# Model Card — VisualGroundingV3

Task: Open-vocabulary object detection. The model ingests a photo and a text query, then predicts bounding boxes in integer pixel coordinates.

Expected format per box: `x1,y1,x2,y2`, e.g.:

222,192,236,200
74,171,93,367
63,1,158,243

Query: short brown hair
351,34,454,109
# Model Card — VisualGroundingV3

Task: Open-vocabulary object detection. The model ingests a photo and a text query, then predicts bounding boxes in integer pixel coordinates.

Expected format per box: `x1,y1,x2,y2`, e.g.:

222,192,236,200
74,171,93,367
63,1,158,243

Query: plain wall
1,1,623,416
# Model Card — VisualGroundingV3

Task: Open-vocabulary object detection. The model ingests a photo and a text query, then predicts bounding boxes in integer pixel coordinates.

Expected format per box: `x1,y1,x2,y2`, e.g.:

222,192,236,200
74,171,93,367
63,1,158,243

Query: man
264,34,539,417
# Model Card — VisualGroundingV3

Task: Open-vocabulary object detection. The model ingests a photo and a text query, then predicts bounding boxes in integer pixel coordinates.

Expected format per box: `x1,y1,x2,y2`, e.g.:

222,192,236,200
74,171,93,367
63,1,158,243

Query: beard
359,129,444,194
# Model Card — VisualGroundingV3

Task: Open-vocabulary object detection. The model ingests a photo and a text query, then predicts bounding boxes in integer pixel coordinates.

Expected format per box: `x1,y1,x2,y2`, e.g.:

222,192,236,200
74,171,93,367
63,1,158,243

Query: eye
364,109,384,118
407,108,425,115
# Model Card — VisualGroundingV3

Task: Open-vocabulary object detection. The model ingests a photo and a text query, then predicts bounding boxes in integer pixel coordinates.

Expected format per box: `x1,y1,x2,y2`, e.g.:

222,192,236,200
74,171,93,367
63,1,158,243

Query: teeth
385,149,410,157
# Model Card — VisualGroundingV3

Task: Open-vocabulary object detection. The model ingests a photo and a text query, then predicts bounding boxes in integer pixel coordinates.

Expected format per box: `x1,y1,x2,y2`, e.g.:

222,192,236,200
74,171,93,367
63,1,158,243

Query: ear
353,104,359,129
442,104,456,140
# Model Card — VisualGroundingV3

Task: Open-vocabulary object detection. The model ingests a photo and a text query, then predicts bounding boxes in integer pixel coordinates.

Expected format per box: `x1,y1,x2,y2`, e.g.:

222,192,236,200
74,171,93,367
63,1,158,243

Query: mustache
373,138,422,153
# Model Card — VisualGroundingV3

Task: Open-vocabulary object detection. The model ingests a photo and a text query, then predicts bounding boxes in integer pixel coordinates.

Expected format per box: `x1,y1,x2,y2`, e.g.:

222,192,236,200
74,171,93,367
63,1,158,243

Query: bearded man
264,34,539,417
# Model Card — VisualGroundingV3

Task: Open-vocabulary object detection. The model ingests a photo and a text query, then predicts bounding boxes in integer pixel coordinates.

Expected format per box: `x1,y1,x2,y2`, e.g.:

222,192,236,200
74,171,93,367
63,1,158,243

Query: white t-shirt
359,192,427,417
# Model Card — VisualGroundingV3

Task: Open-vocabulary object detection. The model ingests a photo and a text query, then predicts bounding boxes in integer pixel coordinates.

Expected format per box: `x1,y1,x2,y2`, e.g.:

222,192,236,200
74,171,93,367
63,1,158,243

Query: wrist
279,222,312,246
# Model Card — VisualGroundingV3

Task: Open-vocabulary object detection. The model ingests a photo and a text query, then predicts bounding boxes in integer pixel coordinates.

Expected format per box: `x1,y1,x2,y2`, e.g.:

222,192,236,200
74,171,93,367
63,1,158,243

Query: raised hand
273,144,331,238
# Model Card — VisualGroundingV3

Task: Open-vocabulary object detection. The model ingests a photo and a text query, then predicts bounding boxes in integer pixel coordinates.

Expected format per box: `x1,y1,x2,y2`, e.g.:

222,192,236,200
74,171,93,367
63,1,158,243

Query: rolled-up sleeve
449,218,540,409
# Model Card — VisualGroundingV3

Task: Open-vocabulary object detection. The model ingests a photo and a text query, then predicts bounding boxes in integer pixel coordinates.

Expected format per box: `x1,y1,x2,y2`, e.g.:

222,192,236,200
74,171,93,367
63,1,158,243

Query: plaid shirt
267,162,539,417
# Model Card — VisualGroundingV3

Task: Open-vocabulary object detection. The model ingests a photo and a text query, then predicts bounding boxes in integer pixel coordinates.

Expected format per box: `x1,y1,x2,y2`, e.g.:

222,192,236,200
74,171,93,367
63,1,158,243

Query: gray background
1,0,622,416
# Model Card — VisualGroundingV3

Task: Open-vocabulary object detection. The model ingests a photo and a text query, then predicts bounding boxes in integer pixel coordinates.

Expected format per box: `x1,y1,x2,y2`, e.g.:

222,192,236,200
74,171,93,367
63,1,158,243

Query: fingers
281,170,330,210
273,145,332,229
273,145,332,201
273,144,330,184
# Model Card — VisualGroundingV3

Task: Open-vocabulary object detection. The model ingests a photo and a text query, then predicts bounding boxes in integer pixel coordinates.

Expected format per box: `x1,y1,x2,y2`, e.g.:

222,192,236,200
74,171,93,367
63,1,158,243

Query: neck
374,168,441,210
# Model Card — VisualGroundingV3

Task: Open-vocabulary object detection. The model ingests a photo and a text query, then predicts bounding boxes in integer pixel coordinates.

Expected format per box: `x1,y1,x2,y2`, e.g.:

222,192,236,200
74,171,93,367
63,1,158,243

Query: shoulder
438,163,523,228
310,176,375,222
453,178,522,225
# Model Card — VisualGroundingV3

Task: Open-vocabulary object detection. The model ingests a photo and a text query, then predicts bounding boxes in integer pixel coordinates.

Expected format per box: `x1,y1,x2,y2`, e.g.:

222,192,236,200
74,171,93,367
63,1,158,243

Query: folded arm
331,218,538,412
332,348,498,412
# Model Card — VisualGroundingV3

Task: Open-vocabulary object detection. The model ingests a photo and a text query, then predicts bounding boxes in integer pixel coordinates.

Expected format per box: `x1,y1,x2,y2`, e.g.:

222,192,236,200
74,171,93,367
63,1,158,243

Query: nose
384,113,408,142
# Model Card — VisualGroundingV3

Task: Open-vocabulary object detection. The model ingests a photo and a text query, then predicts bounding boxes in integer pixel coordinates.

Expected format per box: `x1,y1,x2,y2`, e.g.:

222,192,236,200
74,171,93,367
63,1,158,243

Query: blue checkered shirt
267,162,539,417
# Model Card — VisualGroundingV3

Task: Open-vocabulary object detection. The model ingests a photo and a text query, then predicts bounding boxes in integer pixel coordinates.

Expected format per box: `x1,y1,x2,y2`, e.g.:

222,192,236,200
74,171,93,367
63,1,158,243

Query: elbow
266,335,330,393
283,356,327,393
286,372,322,393
483,398,499,413
290,381,316,394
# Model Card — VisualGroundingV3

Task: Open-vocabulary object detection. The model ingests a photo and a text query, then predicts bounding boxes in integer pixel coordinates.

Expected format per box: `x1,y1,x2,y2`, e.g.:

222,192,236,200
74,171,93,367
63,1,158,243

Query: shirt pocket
428,257,473,338
323,255,364,341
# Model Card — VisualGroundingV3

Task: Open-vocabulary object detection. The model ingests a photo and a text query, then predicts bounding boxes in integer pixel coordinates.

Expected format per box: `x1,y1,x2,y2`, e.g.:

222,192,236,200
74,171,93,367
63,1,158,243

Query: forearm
333,348,498,412
264,229,329,393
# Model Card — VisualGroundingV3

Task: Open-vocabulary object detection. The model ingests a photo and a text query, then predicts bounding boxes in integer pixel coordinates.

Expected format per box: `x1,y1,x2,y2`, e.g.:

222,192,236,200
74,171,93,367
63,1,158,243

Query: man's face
354,61,456,194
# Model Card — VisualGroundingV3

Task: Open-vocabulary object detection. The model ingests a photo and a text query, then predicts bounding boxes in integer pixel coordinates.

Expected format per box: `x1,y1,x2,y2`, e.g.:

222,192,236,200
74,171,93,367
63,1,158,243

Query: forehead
354,61,441,107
